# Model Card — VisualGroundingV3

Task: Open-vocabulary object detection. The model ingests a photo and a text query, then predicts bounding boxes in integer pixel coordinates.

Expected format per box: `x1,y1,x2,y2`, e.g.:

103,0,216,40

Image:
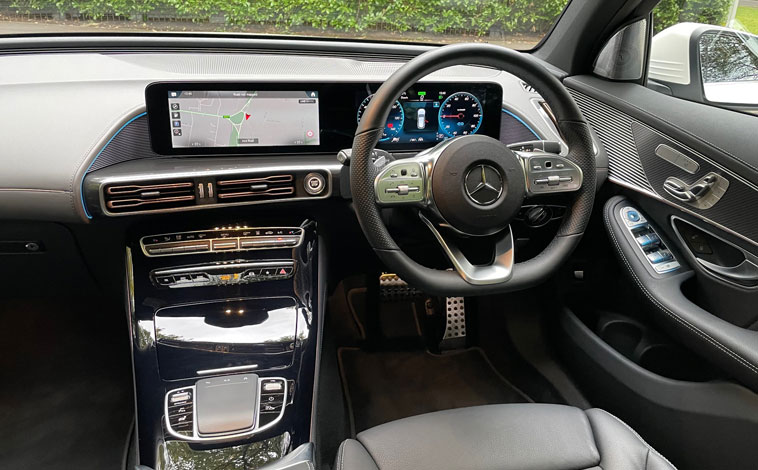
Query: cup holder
638,344,718,382
598,320,642,359
590,311,720,382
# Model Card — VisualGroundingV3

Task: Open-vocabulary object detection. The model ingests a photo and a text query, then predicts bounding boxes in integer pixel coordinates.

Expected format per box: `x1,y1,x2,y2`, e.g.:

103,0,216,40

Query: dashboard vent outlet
104,181,195,213
216,174,295,201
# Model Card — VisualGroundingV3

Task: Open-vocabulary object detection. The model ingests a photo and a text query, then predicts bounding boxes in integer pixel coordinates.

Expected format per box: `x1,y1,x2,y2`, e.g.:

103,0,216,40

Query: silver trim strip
197,364,259,375
97,163,339,217
164,376,288,443
140,226,304,257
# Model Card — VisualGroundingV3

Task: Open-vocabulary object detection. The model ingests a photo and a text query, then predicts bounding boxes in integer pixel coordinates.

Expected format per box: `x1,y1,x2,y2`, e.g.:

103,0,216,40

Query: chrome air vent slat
216,174,296,201
104,180,195,212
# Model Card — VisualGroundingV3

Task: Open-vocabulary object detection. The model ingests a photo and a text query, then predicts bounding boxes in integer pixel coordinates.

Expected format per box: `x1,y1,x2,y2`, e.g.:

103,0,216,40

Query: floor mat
0,298,134,469
338,347,531,433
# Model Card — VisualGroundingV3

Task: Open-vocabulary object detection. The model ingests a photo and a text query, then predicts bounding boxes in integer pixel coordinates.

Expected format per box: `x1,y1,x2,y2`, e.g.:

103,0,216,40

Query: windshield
0,0,570,49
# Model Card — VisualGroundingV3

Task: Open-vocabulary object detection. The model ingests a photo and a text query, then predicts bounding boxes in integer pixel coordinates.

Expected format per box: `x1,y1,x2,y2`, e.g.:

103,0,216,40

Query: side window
648,0,758,114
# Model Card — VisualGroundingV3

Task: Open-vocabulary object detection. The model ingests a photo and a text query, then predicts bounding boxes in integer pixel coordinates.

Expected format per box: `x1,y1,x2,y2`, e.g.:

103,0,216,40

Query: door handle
662,172,728,210
697,258,758,283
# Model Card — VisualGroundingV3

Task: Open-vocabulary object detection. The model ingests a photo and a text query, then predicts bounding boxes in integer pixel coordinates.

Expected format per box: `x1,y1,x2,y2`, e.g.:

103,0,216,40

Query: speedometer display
357,95,405,142
438,92,483,137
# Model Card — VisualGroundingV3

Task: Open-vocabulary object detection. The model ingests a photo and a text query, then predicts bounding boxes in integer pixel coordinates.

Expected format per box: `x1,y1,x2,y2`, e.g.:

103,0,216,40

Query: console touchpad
196,374,258,435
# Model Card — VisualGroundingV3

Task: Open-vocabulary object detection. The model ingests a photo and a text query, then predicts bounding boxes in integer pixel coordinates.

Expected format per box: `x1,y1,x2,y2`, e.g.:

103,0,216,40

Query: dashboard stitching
604,207,758,376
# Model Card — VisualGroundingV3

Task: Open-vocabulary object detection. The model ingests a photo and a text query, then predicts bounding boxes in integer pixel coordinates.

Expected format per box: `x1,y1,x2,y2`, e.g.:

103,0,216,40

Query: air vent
104,181,195,213
216,174,295,202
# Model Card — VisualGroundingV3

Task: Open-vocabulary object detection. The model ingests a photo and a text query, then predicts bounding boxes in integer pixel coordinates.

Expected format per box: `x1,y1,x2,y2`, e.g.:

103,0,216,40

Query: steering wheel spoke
420,212,514,285
516,150,583,196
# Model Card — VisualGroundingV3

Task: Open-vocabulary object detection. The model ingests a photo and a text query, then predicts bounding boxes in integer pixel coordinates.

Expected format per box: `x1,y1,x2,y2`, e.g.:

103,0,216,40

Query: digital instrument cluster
356,88,486,145
146,82,502,155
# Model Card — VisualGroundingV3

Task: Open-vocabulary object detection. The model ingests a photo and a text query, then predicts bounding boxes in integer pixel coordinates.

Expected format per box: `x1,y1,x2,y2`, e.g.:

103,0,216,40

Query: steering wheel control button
520,153,582,195
304,172,326,195
375,162,425,204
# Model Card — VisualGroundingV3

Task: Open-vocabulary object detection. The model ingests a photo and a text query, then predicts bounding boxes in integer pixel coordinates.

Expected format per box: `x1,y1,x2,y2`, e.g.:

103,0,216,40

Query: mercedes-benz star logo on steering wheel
464,164,504,205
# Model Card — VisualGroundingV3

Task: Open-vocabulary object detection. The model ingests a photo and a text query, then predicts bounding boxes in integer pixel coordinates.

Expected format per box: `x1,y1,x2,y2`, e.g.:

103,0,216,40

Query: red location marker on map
245,113,251,120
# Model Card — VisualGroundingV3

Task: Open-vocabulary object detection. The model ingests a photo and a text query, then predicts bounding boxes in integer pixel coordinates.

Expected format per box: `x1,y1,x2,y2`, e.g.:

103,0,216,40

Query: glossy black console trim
128,221,321,468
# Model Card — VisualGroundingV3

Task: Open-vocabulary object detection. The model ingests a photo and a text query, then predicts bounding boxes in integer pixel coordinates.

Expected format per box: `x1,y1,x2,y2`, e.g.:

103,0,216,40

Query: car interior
2,0,758,469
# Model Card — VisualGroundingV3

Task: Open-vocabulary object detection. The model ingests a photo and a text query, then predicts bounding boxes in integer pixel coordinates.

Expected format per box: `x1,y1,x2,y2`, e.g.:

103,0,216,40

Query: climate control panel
141,226,303,257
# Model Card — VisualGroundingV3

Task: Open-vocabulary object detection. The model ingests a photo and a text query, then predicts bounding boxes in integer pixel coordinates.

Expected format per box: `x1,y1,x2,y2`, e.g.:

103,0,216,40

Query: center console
126,220,322,469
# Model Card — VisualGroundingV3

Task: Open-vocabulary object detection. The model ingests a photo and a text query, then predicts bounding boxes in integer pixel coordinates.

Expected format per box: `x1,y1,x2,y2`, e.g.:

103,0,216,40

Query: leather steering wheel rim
350,43,596,296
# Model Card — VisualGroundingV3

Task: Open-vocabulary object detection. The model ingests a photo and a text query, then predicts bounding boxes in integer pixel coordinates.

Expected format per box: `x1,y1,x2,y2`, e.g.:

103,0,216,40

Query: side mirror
649,22,758,115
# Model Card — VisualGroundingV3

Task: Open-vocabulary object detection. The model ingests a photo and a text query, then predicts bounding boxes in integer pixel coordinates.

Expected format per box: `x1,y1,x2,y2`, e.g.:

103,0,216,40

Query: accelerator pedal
440,297,467,350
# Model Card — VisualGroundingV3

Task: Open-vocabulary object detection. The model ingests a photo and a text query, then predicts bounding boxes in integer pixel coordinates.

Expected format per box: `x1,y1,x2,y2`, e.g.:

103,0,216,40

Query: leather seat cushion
335,404,675,470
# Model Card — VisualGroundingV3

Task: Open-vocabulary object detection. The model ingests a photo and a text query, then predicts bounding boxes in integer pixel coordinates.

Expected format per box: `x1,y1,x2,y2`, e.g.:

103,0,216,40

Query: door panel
564,75,758,394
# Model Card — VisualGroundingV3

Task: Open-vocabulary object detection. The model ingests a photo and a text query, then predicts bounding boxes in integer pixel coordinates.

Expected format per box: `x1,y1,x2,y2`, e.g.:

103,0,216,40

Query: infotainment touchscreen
146,82,502,155
167,90,320,148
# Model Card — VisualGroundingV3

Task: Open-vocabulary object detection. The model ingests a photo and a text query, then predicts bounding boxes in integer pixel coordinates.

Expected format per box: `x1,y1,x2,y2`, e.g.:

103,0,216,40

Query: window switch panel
619,206,680,275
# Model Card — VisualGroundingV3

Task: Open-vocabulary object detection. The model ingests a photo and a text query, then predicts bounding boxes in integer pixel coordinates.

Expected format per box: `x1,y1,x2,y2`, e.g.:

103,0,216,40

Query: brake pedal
440,297,467,350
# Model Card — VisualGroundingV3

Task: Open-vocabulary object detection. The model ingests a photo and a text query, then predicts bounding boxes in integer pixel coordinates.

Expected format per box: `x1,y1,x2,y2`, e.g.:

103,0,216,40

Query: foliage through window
0,0,572,49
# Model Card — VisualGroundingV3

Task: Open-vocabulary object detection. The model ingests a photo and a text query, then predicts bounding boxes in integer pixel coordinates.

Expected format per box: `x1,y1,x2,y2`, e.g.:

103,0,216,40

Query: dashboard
145,82,503,155
0,48,562,222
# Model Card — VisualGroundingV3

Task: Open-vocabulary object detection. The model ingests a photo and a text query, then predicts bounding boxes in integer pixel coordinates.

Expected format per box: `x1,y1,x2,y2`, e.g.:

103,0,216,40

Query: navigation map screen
167,90,320,148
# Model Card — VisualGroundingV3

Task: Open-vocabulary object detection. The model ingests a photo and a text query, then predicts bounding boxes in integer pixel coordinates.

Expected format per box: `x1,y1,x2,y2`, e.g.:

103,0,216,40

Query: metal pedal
379,273,423,301
440,297,467,349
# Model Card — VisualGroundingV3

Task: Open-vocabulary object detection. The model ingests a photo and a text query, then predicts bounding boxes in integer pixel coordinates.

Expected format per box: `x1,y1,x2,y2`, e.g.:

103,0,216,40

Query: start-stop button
304,172,326,195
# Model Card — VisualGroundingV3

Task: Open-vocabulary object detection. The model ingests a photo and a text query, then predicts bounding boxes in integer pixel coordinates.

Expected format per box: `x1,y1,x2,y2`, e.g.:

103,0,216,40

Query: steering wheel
350,43,596,296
